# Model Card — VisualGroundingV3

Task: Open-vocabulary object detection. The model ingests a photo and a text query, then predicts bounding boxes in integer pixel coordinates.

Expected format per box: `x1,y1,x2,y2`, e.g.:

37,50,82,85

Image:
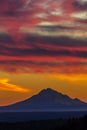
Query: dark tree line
0,116,87,130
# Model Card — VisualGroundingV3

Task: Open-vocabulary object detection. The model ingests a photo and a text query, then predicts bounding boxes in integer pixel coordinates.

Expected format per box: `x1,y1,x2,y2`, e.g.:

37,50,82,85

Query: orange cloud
0,78,29,93
50,74,87,83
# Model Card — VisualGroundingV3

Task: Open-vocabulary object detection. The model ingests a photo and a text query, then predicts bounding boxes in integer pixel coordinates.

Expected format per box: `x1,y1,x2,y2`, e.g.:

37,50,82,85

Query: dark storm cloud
0,45,73,56
0,32,87,74
26,35,87,47
0,33,14,43
0,34,87,58
73,1,87,11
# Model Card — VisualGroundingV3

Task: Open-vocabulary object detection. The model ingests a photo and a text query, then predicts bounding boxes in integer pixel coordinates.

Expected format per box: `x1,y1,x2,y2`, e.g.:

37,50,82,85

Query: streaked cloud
51,74,87,83
0,32,87,74
0,78,29,93
0,59,87,74
0,0,87,75
36,13,48,19
50,9,63,16
71,11,87,20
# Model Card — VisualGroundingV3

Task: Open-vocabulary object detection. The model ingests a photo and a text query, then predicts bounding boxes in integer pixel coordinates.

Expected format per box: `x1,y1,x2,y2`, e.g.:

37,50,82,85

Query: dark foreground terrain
0,111,87,122
0,116,87,130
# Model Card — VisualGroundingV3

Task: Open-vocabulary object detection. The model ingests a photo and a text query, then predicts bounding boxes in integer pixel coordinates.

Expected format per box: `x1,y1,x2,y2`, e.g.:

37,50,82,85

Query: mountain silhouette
0,88,87,111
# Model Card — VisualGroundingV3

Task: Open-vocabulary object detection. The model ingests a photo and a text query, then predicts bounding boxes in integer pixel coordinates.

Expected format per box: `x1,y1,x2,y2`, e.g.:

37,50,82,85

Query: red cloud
0,0,87,74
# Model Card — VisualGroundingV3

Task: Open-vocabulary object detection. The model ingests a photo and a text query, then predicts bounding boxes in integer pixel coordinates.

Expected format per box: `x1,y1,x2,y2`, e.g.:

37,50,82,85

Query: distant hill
0,88,87,111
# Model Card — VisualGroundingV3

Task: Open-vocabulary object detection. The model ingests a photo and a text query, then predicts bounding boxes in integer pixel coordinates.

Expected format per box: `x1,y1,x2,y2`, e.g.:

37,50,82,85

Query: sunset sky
0,0,87,106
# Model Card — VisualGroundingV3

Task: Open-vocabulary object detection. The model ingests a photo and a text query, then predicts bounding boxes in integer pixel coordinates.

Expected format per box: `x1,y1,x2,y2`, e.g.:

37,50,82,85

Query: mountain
1,88,87,111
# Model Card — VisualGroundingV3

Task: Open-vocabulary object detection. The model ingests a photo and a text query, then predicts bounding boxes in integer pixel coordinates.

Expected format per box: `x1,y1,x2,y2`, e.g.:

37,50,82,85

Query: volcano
0,88,87,111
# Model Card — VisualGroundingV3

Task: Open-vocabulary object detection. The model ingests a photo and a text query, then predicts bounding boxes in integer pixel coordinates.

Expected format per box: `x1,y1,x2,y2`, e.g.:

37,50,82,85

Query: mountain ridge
0,88,87,111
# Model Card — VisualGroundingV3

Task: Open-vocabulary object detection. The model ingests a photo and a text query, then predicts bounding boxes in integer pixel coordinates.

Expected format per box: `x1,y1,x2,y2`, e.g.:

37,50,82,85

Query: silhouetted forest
0,116,87,130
